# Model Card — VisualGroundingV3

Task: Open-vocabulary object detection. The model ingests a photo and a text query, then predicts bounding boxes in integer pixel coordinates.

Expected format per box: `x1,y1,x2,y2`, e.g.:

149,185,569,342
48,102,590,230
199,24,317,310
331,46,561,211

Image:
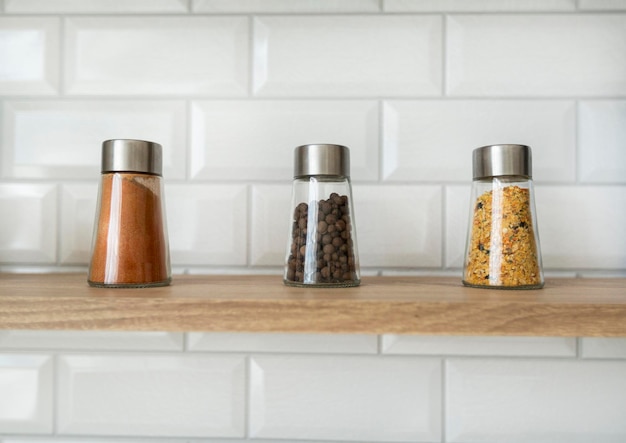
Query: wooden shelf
0,273,625,336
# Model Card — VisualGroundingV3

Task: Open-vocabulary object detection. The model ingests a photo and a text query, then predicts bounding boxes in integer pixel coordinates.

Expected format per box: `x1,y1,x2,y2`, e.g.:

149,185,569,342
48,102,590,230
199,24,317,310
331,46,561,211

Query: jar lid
294,144,350,178
473,144,532,180
102,139,162,176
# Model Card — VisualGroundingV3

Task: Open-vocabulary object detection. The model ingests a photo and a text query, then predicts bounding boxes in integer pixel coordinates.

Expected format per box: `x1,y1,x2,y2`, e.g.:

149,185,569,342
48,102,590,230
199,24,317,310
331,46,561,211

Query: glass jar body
284,176,360,287
462,176,544,289
88,172,171,288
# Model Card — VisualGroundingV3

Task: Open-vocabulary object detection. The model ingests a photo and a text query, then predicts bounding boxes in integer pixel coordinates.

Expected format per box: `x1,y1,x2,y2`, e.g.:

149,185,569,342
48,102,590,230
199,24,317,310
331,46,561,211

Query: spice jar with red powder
462,144,544,289
284,144,361,287
88,139,171,288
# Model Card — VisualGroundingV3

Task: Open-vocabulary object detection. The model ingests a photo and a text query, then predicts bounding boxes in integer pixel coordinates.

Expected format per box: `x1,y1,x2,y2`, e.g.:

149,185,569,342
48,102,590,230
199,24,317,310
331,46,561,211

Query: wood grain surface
0,274,625,336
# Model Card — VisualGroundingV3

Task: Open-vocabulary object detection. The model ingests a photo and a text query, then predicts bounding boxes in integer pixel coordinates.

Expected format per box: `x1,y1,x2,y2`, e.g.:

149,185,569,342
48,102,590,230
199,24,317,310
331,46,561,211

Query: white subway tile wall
446,359,626,442
1,1,626,441
64,16,248,96
382,335,577,357
253,15,442,97
0,354,53,434
57,354,246,437
446,14,626,97
190,100,379,181
249,355,442,441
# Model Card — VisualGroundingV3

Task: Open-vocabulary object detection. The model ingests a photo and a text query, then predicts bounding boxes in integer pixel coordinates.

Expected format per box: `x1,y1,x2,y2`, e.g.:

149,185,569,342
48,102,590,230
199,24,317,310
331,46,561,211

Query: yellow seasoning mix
464,185,541,287
462,144,544,289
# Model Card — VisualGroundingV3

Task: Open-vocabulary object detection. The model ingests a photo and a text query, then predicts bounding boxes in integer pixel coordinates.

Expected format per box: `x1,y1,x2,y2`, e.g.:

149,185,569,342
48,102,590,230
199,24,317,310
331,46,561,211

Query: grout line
185,99,192,181
248,15,255,98
244,354,252,438
378,99,384,182
441,358,447,442
57,15,65,97
52,352,60,435
182,331,189,352
442,14,448,97
441,184,447,269
3,95,624,102
574,99,581,185
55,183,62,266
246,184,253,267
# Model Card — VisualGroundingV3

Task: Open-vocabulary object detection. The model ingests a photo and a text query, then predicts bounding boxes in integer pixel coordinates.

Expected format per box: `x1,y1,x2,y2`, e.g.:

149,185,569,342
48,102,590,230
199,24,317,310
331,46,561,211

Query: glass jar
462,144,544,289
88,139,171,288
284,144,360,287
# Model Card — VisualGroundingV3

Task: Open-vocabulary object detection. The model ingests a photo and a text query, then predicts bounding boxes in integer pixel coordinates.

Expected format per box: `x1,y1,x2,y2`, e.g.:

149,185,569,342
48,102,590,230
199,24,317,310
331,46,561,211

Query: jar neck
474,175,530,183
294,175,348,182
103,171,162,177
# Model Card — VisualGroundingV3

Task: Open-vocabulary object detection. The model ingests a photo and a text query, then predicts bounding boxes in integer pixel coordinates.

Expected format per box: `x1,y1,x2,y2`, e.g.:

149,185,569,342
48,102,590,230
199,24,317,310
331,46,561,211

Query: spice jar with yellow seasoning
284,144,360,287
462,144,544,289
88,139,171,288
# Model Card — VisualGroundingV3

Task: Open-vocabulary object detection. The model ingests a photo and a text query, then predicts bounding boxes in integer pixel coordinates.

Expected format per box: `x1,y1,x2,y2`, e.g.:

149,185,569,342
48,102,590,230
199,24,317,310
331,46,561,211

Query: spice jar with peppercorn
284,144,361,287
462,144,544,289
88,139,171,288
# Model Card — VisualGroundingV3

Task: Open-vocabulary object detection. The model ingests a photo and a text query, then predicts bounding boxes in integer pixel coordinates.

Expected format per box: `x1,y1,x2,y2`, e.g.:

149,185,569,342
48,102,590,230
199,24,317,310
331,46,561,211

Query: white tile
250,355,441,441
535,186,626,269
383,100,576,183
58,354,246,437
0,354,53,434
195,0,380,12
382,268,460,277
354,185,442,267
447,359,626,442
190,100,379,181
0,17,59,95
0,330,183,351
5,0,189,12
186,268,285,277
579,100,626,184
382,335,576,356
579,270,626,278
386,0,576,10
65,16,248,96
447,14,626,96
165,184,247,266
582,338,626,359
579,0,626,9
0,184,57,264
187,332,377,353
445,185,470,268
60,183,97,264
253,15,442,97
250,184,291,266
1,100,187,180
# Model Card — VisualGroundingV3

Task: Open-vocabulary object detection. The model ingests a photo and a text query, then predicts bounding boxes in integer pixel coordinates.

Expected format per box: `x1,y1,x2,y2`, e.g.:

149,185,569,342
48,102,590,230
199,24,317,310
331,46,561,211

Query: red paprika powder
88,139,171,288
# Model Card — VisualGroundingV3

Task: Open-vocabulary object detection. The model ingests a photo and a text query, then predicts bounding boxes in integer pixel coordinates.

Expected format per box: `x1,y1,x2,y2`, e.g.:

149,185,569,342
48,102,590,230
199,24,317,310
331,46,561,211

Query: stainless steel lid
102,139,162,176
473,144,532,179
294,144,350,178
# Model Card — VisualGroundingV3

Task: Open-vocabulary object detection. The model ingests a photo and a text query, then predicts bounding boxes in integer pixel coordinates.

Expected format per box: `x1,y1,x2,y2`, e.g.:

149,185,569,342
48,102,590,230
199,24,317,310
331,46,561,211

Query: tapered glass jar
462,144,544,289
88,139,171,288
284,144,360,287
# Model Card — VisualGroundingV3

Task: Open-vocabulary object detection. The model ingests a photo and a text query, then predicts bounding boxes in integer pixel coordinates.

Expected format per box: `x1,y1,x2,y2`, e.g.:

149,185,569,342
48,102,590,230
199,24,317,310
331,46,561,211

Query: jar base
462,280,544,290
283,279,360,288
88,277,172,289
